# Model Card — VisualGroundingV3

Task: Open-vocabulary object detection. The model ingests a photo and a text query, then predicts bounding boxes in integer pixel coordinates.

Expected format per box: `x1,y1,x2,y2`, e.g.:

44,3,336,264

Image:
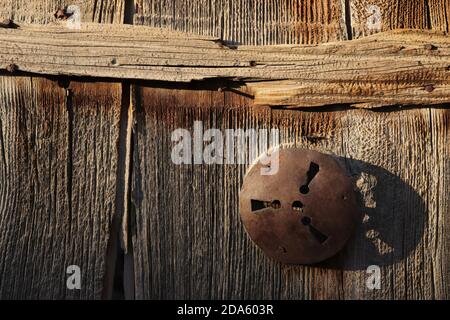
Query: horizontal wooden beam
0,23,448,108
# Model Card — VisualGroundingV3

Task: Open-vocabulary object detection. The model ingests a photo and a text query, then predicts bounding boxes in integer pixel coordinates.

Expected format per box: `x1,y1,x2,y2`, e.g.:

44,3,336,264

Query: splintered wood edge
0,23,449,108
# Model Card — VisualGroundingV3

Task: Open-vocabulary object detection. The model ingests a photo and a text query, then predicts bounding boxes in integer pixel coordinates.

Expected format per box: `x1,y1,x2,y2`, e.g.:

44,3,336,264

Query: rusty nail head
54,8,67,20
424,84,435,92
239,148,359,265
54,7,74,20
5,63,17,73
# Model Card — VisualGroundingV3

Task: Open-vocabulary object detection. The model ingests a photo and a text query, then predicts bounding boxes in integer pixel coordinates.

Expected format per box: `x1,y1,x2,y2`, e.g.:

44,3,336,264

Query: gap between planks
102,2,136,299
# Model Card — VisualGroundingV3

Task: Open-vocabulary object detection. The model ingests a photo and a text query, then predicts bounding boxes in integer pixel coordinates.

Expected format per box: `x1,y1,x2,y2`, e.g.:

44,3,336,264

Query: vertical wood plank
0,76,69,299
131,85,449,299
428,108,450,299
333,108,449,299
428,0,450,32
0,76,122,299
0,0,126,24
67,81,123,299
349,0,449,38
134,0,347,45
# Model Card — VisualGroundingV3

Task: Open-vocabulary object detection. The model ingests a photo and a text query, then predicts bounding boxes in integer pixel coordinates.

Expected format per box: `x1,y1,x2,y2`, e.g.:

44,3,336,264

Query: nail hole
342,195,348,200
424,84,435,92
57,78,70,89
292,201,303,211
111,58,118,66
301,216,311,226
249,60,257,67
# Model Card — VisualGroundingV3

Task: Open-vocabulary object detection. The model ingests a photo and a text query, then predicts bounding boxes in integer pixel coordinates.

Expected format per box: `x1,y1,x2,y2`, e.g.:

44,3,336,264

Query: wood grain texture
0,76,122,299
0,0,126,24
428,0,450,32
134,0,347,45
350,0,450,38
0,0,448,301
130,86,449,299
0,23,448,108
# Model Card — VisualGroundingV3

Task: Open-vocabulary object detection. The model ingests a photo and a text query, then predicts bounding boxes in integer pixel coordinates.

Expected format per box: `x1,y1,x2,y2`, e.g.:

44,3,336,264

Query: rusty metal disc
239,148,359,265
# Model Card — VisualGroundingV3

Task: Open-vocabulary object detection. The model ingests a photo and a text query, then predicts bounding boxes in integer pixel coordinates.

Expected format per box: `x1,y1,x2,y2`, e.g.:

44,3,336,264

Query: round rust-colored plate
239,148,359,265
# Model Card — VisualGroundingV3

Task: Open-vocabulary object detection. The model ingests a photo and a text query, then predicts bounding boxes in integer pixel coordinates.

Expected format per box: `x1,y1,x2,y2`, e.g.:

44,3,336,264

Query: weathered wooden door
0,0,448,299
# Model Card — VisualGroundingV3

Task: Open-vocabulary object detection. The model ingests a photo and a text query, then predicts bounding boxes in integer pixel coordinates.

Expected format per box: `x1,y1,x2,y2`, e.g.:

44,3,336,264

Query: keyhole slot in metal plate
301,216,329,244
251,199,281,212
300,162,320,194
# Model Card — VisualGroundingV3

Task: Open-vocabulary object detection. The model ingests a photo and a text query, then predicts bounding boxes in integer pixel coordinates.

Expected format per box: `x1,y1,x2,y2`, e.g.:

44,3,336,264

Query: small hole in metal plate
292,201,303,211
270,200,281,209
301,216,311,225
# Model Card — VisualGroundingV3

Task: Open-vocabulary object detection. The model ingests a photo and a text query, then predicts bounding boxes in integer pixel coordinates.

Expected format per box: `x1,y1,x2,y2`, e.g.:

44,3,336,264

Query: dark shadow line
344,0,353,40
